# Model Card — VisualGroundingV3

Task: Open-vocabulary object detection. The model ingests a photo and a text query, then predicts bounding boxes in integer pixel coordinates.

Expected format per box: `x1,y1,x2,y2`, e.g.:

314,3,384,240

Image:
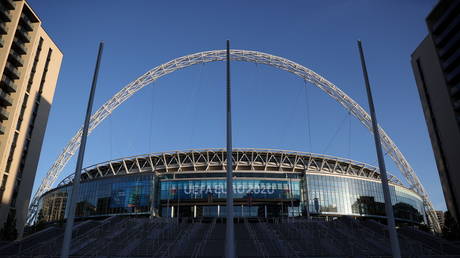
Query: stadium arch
26,49,441,232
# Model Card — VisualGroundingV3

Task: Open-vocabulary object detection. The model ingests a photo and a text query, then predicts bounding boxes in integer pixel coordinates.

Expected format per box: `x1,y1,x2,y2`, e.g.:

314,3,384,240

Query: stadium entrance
160,201,303,218
158,178,303,218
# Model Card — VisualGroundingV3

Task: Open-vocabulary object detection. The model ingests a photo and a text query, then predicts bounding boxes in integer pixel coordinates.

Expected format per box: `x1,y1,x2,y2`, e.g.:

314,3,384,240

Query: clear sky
28,0,445,209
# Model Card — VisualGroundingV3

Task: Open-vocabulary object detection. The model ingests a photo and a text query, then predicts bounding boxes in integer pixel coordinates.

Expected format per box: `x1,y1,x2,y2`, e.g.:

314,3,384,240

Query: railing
16,28,31,43
4,62,19,79
280,220,322,256
97,217,145,256
130,218,177,256
20,13,34,31
169,221,202,257
0,90,13,106
256,221,294,257
191,218,216,257
152,221,187,257
12,38,27,54
4,217,460,257
9,49,23,67
0,22,7,34
73,216,129,256
0,107,8,120
2,0,14,10
1,75,17,93
399,226,460,255
0,4,12,21
244,218,269,258
16,220,105,257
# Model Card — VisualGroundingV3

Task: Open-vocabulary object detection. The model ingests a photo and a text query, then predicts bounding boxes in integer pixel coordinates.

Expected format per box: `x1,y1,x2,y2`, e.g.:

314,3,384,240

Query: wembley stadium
38,149,425,225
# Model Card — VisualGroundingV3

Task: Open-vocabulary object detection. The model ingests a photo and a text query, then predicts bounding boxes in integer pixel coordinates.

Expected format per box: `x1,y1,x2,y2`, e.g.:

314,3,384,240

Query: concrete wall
412,36,460,221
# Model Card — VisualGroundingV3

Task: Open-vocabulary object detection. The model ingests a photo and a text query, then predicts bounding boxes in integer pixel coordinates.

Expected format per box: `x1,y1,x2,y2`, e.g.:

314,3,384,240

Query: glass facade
38,172,425,224
307,174,425,223
159,179,301,201
39,174,156,221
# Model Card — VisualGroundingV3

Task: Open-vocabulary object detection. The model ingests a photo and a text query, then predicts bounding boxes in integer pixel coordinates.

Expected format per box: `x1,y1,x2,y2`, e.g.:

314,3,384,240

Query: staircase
2,216,460,257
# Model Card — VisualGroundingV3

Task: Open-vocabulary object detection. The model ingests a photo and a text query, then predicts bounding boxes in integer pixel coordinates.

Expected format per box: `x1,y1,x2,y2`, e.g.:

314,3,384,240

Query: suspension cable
348,112,352,158
322,113,349,154
148,82,155,153
279,85,303,146
109,109,113,160
304,80,312,152
187,63,205,147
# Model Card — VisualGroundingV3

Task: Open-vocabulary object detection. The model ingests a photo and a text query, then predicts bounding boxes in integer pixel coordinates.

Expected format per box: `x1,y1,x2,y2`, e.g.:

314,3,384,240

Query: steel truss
55,149,403,187
26,50,441,232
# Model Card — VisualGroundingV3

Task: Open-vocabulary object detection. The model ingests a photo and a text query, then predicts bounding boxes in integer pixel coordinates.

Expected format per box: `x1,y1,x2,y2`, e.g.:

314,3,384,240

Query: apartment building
0,0,62,238
411,0,460,222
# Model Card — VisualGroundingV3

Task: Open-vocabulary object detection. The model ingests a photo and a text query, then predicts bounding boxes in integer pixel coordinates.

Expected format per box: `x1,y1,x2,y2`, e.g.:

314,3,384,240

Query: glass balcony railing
0,108,8,120
12,38,27,54
1,75,17,93
9,49,23,67
0,90,13,106
4,62,19,79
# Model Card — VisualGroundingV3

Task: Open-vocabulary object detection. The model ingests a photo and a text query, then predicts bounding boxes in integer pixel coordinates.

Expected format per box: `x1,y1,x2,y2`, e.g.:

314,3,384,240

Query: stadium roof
56,149,404,187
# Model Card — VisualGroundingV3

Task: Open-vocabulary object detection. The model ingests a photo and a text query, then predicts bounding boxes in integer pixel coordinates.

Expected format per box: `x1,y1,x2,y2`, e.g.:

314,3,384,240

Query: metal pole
150,174,159,217
177,187,180,223
289,177,294,219
303,173,311,220
225,40,235,258
167,182,170,217
61,41,104,258
357,40,401,258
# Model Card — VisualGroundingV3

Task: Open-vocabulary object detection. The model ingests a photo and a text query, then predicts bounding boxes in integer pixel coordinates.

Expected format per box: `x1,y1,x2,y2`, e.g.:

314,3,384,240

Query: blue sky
28,0,445,209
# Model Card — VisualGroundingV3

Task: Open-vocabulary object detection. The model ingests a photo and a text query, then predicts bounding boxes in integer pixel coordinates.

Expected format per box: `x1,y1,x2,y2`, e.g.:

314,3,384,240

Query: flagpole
357,40,401,258
225,40,235,258
61,41,104,258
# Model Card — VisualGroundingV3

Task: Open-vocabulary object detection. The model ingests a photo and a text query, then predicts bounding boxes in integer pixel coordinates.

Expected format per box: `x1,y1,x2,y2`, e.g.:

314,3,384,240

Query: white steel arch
26,49,441,232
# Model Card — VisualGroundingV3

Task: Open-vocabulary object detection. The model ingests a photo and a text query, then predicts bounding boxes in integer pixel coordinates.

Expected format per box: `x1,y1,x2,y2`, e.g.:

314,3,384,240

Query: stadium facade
37,149,426,225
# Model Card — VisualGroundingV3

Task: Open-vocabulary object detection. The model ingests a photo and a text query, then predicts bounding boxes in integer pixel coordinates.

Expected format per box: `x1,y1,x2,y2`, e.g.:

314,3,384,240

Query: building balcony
0,124,5,135
0,22,7,35
1,76,17,93
16,28,30,43
0,38,4,48
0,90,13,106
0,4,12,22
2,0,15,10
20,13,33,31
0,108,8,120
8,49,23,67
4,62,19,79
12,38,26,54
